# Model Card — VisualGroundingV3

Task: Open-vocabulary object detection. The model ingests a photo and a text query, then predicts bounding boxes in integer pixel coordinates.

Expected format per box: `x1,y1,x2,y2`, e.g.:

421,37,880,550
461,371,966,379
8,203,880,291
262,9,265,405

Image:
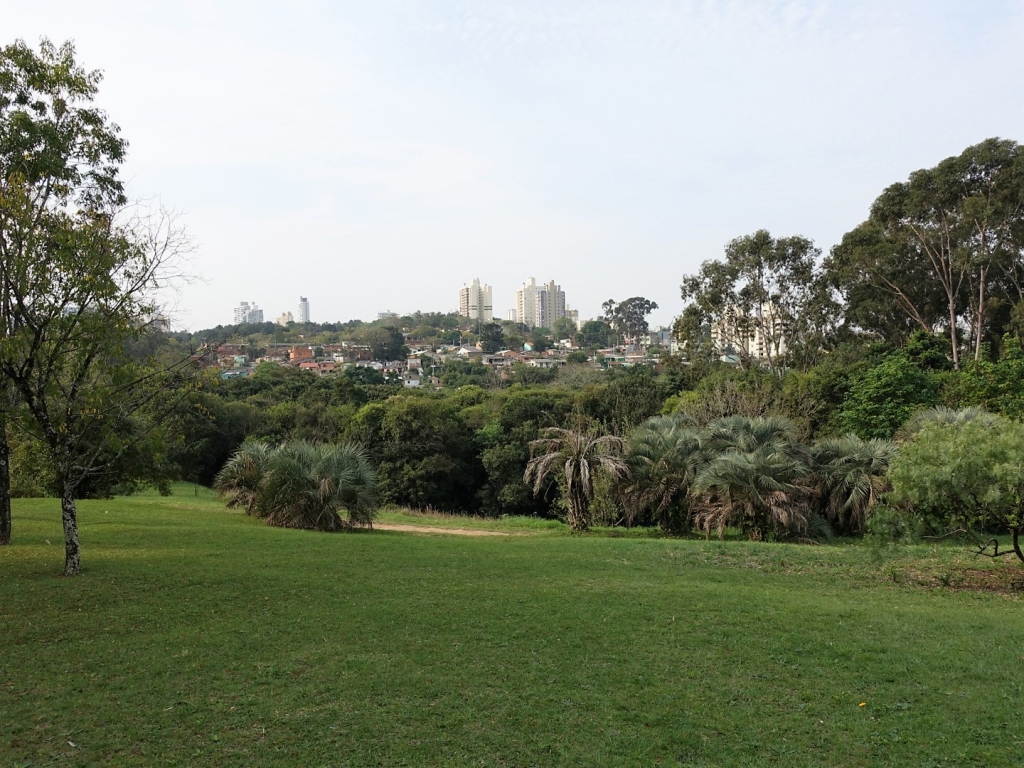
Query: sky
6,1,1024,330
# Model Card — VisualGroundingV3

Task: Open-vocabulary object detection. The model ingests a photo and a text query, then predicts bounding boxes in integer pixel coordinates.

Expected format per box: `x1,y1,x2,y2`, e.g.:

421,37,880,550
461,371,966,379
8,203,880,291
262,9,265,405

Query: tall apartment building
514,278,566,329
233,301,264,324
298,297,310,324
710,303,786,362
458,278,493,323
276,311,294,326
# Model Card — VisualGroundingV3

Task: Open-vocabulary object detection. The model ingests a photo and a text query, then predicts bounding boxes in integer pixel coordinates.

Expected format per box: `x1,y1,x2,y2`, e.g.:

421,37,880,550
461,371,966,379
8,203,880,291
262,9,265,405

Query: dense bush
840,355,939,438
214,440,378,530
618,415,894,540
888,409,1024,562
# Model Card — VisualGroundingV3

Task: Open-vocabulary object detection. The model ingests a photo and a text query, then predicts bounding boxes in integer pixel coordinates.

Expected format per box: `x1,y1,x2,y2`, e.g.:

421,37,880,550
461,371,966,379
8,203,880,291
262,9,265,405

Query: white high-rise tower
298,297,310,324
233,301,263,324
458,279,493,323
514,278,566,328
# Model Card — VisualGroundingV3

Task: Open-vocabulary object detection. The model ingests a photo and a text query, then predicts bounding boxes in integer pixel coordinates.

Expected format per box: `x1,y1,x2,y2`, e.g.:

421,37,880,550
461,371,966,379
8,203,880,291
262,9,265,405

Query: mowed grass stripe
2,489,1023,766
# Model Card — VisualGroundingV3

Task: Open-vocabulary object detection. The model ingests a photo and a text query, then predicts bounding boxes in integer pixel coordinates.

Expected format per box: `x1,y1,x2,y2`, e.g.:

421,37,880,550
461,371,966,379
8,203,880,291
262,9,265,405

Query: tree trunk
60,482,81,576
0,419,10,546
974,266,987,362
568,487,590,532
948,296,960,371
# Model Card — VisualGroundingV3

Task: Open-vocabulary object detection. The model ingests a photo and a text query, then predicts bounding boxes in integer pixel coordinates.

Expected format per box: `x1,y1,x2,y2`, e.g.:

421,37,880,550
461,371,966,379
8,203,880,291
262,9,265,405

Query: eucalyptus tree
679,230,835,375
828,138,1024,367
0,39,189,575
602,297,659,345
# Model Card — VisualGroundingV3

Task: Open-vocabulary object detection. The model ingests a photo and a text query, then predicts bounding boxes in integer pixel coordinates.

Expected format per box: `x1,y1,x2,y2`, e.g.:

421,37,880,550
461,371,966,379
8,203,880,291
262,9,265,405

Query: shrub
623,414,703,532
888,410,1024,562
691,416,814,540
839,355,939,439
215,440,378,530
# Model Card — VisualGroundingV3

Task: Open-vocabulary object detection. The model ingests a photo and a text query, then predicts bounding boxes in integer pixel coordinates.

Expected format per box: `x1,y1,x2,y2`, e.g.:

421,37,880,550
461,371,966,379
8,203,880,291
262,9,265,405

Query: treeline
12,330,1008,525
677,138,1024,374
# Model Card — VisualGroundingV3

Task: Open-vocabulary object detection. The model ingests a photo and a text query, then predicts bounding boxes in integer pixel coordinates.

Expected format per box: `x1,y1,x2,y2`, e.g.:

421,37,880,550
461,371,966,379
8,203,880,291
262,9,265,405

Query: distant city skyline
9,2,1022,331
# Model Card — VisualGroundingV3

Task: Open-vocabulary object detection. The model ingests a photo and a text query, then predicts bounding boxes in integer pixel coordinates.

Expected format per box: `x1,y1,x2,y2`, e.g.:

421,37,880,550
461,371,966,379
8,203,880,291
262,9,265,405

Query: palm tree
811,435,896,534
214,441,378,530
524,427,628,531
214,439,274,516
896,406,998,443
691,415,813,540
623,414,706,532
692,447,811,540
703,414,803,455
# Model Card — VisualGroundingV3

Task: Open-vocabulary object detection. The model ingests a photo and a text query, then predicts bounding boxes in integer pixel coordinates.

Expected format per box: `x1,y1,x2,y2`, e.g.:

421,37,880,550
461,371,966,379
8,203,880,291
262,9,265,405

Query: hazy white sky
7,1,1024,329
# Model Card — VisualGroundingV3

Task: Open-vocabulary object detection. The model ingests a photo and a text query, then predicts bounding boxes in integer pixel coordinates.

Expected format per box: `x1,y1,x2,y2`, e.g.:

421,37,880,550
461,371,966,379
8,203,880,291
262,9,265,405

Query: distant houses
195,310,682,386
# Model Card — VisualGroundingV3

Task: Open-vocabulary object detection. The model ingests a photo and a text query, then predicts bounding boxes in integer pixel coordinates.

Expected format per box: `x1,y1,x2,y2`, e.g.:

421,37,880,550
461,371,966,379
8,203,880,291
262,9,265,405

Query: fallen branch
922,528,973,541
974,538,1018,559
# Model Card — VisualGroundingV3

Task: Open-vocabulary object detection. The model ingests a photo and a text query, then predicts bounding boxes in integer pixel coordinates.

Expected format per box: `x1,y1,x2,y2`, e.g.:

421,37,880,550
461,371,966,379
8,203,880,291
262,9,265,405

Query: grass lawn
2,487,1024,767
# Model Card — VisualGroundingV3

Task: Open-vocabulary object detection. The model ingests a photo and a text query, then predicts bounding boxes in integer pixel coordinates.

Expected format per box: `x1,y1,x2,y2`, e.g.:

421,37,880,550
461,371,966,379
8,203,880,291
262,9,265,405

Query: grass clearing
2,486,1023,766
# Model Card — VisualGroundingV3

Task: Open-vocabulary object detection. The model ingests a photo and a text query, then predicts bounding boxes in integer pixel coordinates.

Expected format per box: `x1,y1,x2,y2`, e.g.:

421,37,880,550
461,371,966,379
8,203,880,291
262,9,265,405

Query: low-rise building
529,358,565,369
289,346,315,362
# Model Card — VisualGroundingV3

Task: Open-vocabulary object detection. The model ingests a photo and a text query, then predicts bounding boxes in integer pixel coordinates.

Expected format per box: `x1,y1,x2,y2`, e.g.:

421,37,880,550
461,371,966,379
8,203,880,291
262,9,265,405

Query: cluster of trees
525,415,894,540
187,355,1024,566
150,331,1022,530
192,306,648,366
190,293,666,365
186,311,464,354
522,404,1024,564
678,138,1024,373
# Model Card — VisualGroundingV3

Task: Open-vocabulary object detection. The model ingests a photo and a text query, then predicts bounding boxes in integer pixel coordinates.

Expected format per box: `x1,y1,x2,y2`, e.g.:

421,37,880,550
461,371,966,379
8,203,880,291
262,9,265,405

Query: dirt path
374,523,515,537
